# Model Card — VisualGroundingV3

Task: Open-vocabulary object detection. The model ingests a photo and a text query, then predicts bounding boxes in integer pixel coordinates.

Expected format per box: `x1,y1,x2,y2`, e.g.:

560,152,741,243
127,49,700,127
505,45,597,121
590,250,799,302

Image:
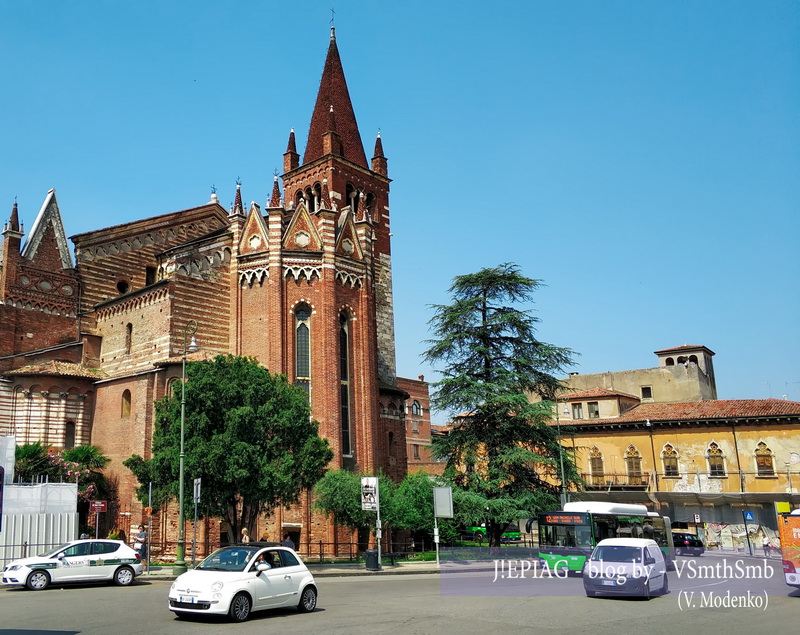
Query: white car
2,539,143,590
583,538,668,599
169,544,318,622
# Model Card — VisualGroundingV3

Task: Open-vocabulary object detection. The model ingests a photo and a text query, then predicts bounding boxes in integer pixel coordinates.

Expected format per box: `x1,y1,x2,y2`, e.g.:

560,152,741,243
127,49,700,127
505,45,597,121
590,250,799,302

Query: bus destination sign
542,513,589,525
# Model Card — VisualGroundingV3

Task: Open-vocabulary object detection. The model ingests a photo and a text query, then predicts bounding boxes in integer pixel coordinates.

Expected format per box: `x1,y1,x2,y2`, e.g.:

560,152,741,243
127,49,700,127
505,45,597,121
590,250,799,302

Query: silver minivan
582,538,668,599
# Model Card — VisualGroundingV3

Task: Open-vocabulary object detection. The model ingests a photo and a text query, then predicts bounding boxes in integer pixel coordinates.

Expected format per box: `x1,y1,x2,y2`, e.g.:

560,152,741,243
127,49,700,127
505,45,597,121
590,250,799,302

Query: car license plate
179,595,196,603
601,580,616,586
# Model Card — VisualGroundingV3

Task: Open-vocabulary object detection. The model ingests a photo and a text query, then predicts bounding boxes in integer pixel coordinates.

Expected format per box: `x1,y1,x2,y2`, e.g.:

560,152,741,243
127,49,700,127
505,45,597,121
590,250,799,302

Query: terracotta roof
654,344,715,355
559,398,800,425
561,387,639,400
5,360,106,379
303,28,367,168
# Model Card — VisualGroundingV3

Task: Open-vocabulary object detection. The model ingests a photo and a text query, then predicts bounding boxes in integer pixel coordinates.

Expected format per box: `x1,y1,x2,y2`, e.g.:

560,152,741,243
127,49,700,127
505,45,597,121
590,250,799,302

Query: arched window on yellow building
706,442,726,477
589,446,604,486
625,445,643,485
755,442,775,477
661,444,680,477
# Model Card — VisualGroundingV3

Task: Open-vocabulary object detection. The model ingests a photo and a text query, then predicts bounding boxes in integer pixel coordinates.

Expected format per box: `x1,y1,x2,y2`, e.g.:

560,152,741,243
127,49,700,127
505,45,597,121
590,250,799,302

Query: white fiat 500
169,545,318,622
2,539,143,590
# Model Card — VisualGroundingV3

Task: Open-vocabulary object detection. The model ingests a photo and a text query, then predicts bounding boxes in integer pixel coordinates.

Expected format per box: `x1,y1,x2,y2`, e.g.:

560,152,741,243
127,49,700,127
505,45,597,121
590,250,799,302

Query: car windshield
591,545,643,563
197,546,259,571
38,543,73,558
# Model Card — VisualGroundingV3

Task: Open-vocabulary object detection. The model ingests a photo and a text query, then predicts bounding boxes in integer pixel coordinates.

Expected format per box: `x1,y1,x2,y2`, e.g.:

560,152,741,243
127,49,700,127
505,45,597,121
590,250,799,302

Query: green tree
392,470,458,546
423,263,580,546
124,355,333,542
312,469,396,549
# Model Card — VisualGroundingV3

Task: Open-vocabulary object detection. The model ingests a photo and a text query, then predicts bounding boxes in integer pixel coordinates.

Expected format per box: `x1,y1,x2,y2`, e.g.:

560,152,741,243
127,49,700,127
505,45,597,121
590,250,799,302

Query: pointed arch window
706,442,726,477
625,445,643,484
589,447,604,486
125,323,133,355
121,390,131,418
755,442,775,476
339,312,353,457
294,305,311,396
662,444,680,477
64,421,76,450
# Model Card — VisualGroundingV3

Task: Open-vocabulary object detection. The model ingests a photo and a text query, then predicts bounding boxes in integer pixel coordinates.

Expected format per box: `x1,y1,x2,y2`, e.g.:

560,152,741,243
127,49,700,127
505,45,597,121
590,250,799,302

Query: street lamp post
174,319,198,575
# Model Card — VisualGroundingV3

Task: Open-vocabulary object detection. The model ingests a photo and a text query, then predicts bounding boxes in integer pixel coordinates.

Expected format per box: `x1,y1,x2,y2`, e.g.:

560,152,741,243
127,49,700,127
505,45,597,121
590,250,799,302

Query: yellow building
554,392,800,548
547,345,800,550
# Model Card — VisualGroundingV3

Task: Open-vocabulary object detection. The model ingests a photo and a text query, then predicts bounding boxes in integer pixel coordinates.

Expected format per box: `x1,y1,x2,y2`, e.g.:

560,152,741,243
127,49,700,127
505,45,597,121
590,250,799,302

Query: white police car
169,544,317,622
2,539,143,590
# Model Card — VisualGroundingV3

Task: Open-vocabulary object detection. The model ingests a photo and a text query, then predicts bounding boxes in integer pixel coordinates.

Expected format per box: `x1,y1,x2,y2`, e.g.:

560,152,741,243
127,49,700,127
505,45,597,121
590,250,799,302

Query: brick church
0,28,423,551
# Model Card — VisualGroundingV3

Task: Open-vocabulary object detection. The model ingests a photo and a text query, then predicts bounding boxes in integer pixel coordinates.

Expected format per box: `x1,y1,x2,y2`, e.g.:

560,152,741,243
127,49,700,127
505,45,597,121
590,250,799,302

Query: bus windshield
539,523,592,548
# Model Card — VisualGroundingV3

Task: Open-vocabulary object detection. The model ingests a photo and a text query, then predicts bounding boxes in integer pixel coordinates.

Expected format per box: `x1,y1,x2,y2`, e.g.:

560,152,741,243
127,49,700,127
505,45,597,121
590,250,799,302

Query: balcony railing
580,470,798,493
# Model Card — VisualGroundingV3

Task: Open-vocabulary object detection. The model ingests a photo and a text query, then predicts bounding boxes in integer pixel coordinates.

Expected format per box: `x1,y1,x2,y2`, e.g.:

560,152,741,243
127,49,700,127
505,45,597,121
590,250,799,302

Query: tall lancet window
294,304,311,396
339,312,353,457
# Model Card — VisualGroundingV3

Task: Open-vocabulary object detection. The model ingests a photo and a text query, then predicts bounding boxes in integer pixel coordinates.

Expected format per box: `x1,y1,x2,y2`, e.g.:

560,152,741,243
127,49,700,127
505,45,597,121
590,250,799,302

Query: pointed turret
269,175,282,208
371,131,388,176
7,201,21,233
230,182,245,218
320,178,333,211
322,106,343,156
284,128,299,172
303,27,367,168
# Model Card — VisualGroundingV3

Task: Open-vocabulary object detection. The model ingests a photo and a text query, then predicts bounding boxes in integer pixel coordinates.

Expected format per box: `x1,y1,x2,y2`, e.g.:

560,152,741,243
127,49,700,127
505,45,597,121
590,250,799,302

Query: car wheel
661,574,669,596
229,593,252,623
26,570,50,591
643,579,652,601
297,585,317,612
114,566,135,586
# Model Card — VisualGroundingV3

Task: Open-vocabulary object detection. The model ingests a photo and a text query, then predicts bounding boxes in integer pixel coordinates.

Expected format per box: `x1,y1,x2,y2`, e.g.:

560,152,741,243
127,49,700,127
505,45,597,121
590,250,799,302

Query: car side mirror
645,556,655,565
256,562,272,572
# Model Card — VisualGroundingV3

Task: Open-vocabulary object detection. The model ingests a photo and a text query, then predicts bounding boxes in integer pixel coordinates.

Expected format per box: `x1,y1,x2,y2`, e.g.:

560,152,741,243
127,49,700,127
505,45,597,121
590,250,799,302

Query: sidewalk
139,559,442,581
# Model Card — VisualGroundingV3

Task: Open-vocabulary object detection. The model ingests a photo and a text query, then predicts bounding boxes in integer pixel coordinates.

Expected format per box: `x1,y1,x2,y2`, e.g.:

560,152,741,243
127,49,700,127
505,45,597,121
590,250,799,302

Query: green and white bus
533,502,675,572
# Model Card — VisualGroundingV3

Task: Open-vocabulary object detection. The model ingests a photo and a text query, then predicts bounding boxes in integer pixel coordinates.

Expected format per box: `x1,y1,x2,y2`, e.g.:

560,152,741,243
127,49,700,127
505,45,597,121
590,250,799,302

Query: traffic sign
744,511,755,522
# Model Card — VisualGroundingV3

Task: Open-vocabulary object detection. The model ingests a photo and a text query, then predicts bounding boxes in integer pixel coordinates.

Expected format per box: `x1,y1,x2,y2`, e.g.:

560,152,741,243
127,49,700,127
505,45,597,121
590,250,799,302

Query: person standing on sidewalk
762,533,771,557
134,525,148,571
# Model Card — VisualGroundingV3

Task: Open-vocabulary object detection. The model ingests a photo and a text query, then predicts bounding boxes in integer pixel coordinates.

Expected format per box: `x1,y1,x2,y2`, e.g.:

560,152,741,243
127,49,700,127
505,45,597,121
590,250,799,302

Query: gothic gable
335,212,363,261
283,201,322,252
21,189,73,270
238,203,269,256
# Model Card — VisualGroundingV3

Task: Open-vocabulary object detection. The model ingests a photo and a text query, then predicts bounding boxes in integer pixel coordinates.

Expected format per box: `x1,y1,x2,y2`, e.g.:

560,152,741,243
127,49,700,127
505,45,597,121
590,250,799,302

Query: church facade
0,28,417,552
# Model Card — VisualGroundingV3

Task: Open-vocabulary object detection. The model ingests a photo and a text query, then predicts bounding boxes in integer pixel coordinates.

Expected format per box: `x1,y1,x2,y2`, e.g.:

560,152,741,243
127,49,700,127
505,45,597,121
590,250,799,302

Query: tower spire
269,174,282,208
303,30,367,168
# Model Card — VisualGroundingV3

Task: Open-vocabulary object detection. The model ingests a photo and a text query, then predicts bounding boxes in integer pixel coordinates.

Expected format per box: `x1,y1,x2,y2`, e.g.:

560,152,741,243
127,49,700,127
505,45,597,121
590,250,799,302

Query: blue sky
2,1,798,420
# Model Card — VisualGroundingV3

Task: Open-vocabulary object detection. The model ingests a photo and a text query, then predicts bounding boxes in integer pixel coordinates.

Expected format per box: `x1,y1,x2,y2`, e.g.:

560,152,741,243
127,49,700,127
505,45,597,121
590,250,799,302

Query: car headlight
6,565,21,571
170,582,176,591
211,581,223,592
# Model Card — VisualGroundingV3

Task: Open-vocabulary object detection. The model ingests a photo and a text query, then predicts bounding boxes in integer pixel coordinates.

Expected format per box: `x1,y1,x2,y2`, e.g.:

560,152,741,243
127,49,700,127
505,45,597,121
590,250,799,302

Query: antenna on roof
330,6,336,26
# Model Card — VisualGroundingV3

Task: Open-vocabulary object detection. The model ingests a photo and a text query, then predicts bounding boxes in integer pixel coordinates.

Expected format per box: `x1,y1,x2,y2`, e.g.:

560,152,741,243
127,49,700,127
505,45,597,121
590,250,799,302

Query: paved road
1,555,797,634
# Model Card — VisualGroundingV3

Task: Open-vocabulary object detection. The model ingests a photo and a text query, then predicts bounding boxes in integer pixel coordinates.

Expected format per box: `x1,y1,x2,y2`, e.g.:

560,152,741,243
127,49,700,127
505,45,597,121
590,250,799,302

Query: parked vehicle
672,531,705,556
582,538,668,599
778,508,800,589
168,544,317,622
1,539,143,590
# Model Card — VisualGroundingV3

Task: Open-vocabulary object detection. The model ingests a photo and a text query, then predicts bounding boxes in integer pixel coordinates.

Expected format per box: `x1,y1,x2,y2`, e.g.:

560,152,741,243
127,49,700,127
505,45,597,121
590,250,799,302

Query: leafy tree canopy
423,263,581,546
14,441,111,503
312,469,397,536
124,355,333,541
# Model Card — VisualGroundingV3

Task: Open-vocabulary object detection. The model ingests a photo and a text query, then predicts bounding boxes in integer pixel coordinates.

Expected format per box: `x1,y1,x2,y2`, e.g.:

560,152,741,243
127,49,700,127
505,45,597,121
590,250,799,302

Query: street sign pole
433,487,453,568
361,477,381,570
743,510,754,556
193,477,201,567
147,482,153,573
